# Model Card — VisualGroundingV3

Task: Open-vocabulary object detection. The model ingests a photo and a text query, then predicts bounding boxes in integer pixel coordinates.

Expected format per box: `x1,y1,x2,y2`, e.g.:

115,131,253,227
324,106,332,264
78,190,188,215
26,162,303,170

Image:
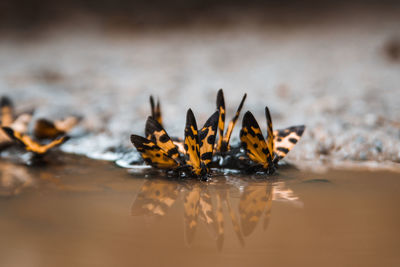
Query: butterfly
131,109,219,179
184,109,219,178
34,116,81,139
240,106,305,171
1,127,70,155
216,89,247,153
131,117,182,170
147,95,185,154
0,96,33,147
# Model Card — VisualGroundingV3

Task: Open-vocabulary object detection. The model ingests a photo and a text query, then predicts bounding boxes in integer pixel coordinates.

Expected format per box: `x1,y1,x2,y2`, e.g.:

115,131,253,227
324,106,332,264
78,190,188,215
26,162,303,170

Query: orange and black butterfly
184,109,219,178
34,116,81,140
1,127,70,155
131,116,183,170
131,109,219,179
240,106,305,171
0,96,33,147
216,89,247,153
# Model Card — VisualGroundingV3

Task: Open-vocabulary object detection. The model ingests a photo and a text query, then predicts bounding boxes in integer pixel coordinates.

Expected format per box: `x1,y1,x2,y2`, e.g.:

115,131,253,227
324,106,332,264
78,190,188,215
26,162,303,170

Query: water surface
0,155,399,267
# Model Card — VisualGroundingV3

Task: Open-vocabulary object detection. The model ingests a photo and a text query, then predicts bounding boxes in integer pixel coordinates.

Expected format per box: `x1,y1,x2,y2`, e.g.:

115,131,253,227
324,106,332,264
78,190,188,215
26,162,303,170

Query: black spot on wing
201,152,213,161
207,134,215,145
199,128,209,141
2,126,15,139
277,147,289,154
289,138,298,144
159,134,169,143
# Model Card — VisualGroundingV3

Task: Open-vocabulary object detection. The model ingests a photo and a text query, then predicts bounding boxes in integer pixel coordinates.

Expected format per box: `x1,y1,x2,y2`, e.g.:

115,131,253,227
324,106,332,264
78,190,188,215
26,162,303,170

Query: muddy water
0,155,399,267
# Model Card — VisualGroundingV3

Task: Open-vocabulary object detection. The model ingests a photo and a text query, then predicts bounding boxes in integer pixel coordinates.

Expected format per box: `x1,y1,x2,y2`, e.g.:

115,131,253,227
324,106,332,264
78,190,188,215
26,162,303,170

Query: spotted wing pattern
220,93,247,152
184,184,201,246
199,111,219,168
131,134,179,169
145,117,180,162
184,109,201,175
273,125,305,161
239,183,269,236
2,127,69,154
240,111,271,168
216,89,226,150
131,180,179,217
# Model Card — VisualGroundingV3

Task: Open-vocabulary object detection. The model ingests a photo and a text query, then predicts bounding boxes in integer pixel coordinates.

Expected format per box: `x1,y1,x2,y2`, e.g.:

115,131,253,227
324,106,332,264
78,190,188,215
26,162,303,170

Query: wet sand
1,155,399,267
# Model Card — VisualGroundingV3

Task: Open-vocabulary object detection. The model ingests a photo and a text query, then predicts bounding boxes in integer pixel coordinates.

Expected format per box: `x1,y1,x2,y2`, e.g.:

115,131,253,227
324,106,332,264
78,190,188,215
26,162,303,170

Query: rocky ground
1,8,399,171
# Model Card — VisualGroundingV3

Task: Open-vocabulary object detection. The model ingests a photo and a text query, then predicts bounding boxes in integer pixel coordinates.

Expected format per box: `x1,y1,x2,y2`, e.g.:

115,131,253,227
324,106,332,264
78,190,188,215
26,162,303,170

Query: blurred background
1,0,399,169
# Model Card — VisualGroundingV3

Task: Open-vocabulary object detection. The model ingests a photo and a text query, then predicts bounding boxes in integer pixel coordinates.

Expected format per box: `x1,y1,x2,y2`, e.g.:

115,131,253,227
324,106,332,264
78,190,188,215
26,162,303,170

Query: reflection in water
0,162,34,196
131,178,302,249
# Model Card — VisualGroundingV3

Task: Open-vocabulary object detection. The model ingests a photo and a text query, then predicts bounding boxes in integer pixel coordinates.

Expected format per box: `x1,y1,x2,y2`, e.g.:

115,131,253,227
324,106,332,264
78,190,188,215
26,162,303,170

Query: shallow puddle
0,155,399,267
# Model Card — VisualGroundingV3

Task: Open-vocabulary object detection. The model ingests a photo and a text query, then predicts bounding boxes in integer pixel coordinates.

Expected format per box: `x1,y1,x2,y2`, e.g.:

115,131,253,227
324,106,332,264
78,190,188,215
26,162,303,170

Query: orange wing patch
0,97,14,127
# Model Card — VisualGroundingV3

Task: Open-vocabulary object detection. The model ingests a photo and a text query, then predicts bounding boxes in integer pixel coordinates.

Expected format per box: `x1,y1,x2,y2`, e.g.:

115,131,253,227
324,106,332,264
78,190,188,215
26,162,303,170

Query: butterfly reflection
131,178,301,250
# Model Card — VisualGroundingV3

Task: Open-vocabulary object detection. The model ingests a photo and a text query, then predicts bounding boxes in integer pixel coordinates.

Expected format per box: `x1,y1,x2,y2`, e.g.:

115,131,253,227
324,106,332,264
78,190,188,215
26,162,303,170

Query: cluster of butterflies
0,96,80,156
131,89,305,180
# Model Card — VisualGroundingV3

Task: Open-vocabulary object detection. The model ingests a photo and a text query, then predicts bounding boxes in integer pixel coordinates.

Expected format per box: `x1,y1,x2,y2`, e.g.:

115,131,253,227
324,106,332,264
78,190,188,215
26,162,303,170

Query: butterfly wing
273,125,305,161
239,182,269,236
149,95,163,127
0,97,14,127
11,113,32,134
145,117,181,162
34,119,65,139
54,116,81,132
2,127,69,154
184,109,201,175
240,111,271,168
220,93,247,152
199,111,219,168
131,134,178,169
131,179,179,217
216,89,226,151
183,184,201,246
265,107,275,159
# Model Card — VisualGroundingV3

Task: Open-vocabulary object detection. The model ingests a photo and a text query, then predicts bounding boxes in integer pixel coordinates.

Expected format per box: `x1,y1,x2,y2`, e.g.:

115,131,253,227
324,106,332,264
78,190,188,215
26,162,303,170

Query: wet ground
1,155,399,267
